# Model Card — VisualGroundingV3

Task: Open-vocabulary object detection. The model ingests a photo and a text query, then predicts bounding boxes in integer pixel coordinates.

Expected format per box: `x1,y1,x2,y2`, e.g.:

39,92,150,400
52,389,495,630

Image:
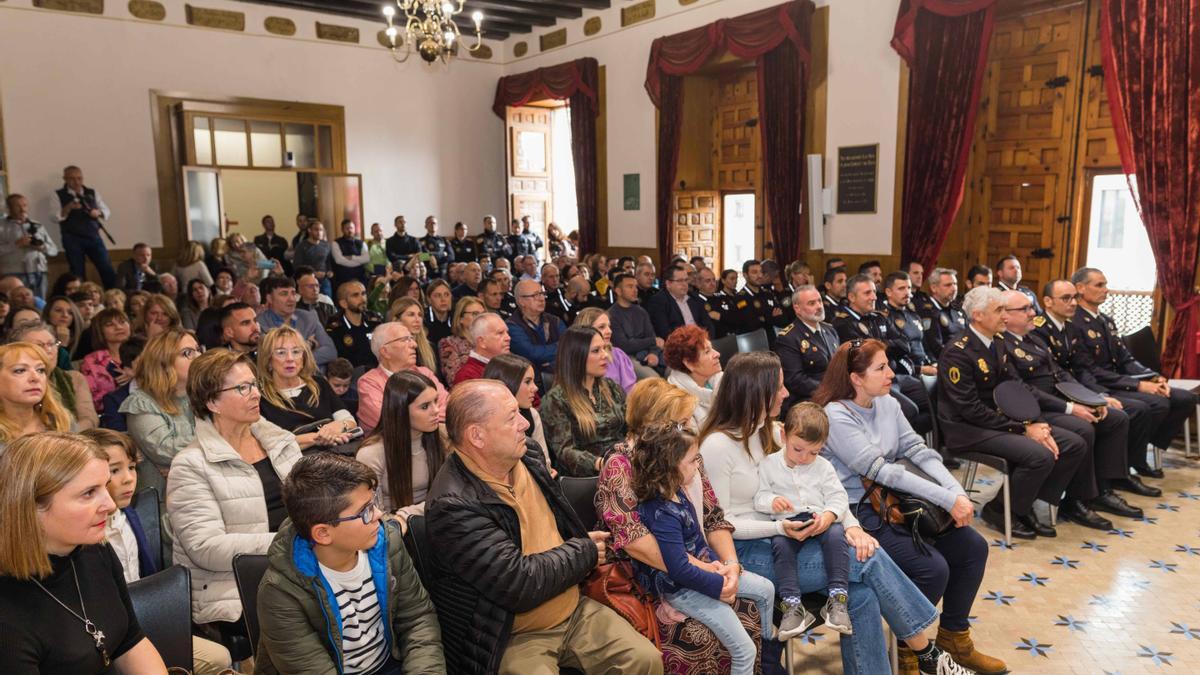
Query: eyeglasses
272,348,305,359
1053,294,1079,302
329,492,381,526
31,340,61,352
217,381,260,397
383,335,416,348
520,291,547,299
179,347,202,360
1004,305,1035,314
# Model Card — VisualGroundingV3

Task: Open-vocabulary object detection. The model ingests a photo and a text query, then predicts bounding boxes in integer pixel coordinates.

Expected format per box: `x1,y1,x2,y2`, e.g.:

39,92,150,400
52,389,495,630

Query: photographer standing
50,165,116,288
1,193,59,299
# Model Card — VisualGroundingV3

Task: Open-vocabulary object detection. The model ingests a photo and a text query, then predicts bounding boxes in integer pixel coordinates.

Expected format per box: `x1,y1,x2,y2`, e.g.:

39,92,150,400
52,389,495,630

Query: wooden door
947,3,1086,296
714,71,763,259
506,106,553,243
672,191,720,264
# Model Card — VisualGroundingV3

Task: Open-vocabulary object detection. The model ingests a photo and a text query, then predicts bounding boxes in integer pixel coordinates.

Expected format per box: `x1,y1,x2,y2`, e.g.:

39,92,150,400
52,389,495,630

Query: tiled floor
785,445,1200,674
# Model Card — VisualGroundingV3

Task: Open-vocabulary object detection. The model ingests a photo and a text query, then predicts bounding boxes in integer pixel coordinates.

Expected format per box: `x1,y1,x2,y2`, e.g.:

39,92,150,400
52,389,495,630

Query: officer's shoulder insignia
879,308,890,317
954,336,969,348
948,367,961,384
857,322,868,334
1081,314,1093,323
736,300,748,309
834,311,849,319
994,332,1005,342
1032,315,1046,327
978,358,990,374
939,314,950,327
922,317,932,330
709,311,721,321
779,323,793,337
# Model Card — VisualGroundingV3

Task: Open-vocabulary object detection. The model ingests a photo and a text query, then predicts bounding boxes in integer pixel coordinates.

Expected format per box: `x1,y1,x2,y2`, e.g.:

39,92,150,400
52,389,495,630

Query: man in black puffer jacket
425,380,663,675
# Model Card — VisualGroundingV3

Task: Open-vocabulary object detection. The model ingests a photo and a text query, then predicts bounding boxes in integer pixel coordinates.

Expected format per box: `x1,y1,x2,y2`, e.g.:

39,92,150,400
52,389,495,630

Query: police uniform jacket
918,296,967,359
385,233,420,267
936,329,1035,451
420,235,453,274
777,318,839,408
1070,308,1156,391
476,230,511,261
693,290,741,339
449,236,478,263
736,284,781,337
326,311,382,369
544,286,571,322
1031,314,1107,393
822,294,843,322
998,330,1088,415
831,304,889,345
508,232,536,260
883,302,933,375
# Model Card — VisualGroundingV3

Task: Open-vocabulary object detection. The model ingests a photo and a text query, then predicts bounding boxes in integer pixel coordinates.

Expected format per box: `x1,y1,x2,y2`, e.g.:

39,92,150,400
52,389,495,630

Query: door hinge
1087,64,1104,77
1056,215,1071,224
1045,75,1070,89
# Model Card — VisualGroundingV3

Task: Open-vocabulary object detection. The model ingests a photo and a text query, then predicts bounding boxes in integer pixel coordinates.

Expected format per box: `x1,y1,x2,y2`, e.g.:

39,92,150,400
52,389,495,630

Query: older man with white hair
453,312,511,387
937,286,1088,540
356,321,447,434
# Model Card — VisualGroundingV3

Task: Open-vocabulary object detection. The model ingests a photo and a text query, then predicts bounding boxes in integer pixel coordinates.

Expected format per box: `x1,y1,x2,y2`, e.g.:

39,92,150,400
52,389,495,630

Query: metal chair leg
1002,474,1012,544
888,626,899,674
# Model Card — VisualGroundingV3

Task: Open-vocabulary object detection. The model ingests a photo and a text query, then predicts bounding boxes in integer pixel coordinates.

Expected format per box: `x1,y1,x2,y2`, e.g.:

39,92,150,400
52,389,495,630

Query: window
722,193,756,276
1085,174,1154,292
186,114,337,170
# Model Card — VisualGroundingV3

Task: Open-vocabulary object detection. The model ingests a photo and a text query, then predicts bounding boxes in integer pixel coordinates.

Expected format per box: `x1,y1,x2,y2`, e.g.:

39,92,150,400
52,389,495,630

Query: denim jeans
736,536,938,675
62,231,116,288
774,519,847,599
664,570,776,675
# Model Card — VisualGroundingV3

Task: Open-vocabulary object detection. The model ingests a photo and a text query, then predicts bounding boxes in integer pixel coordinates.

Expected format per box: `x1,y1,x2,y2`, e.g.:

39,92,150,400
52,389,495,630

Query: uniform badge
343,335,354,346
857,322,867,334
922,317,932,330
1014,347,1026,359
736,300,748,309
754,301,762,309
1088,329,1098,339
939,315,949,327
801,339,809,351
1032,315,1046,327
704,304,712,311
948,366,961,384
977,358,989,374
895,318,906,330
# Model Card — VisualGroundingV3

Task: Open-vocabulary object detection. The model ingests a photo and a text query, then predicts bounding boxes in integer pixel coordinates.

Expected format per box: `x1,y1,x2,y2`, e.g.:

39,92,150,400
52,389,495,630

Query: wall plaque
185,4,244,31
316,22,358,43
622,0,655,27
624,174,641,211
127,0,164,20
264,16,296,36
836,144,878,214
470,44,493,59
584,16,602,36
540,27,566,52
513,41,528,57
34,0,103,14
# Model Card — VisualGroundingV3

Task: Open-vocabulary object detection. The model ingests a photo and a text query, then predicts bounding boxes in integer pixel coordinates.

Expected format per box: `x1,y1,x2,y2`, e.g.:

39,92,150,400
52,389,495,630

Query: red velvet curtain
892,0,996,272
493,58,600,255
646,0,813,266
1101,0,1200,376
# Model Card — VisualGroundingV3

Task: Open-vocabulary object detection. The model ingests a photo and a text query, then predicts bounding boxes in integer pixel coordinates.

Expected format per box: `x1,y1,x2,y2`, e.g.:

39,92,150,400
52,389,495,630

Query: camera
26,223,43,247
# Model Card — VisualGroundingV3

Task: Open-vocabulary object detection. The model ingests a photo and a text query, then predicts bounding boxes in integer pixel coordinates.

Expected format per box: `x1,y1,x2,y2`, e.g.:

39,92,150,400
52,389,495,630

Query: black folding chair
1123,326,1162,374
712,334,738,367
232,553,270,657
557,476,599,529
735,328,770,353
128,566,193,672
131,486,163,571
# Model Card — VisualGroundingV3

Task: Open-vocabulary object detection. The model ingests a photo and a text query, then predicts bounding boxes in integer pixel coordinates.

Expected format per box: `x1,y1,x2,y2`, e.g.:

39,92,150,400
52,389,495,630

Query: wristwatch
722,559,743,575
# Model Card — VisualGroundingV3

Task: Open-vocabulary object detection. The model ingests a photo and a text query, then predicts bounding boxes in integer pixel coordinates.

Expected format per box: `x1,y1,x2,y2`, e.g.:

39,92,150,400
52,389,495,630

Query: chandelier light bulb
441,2,453,15
382,4,395,18
385,25,398,38
472,10,482,24
444,30,455,43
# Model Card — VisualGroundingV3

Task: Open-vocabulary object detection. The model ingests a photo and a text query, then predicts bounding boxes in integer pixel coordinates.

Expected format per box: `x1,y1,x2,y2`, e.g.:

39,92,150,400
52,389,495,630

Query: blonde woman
574,306,639,393
390,296,440,377
0,341,72,450
438,295,484,384
8,322,97,432
540,325,626,477
0,433,168,673
257,326,355,451
175,240,215,291
102,288,127,312
206,236,230,279
132,293,181,339
119,327,200,495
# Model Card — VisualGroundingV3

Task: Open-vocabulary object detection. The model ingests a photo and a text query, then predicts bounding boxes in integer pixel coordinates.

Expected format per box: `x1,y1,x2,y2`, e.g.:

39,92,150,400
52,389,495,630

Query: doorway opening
1084,173,1155,333
723,192,756,277
505,102,578,247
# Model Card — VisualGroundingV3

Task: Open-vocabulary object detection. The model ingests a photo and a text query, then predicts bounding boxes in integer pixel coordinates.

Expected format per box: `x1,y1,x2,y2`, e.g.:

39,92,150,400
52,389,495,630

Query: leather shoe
1018,513,1056,538
1133,464,1165,479
982,503,1035,539
1059,499,1113,531
1111,475,1162,498
1090,490,1143,519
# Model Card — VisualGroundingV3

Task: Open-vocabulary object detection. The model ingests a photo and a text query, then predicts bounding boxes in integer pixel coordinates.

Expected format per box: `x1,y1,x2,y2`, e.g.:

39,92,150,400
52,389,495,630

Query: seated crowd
1,207,1196,675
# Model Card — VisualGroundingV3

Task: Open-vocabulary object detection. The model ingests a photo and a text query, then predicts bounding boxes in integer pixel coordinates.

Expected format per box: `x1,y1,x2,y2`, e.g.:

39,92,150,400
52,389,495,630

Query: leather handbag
583,560,662,649
859,478,954,554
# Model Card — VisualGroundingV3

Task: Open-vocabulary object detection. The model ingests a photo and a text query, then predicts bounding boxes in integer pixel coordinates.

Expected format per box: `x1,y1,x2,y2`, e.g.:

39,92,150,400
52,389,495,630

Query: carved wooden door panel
506,105,553,243
672,191,720,265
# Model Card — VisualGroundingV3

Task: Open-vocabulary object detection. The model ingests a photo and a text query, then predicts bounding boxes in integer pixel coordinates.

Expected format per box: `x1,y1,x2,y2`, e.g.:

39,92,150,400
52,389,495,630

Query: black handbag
858,479,954,555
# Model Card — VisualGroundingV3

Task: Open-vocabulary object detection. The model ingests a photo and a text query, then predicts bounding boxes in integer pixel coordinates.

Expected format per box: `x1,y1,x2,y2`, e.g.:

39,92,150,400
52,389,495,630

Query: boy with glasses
257,453,445,674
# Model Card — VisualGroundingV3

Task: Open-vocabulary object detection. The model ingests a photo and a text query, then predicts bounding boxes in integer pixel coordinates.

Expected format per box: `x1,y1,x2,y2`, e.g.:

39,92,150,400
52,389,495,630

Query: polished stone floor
785,445,1200,674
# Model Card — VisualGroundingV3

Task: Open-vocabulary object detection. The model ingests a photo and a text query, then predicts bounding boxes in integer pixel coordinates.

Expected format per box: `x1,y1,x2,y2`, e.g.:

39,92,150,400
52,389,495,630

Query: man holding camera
1,193,59,300
51,165,116,287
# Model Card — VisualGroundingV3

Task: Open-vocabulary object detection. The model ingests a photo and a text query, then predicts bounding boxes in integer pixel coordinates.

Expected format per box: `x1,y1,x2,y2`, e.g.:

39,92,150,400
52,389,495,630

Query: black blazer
114,259,160,292
644,290,714,339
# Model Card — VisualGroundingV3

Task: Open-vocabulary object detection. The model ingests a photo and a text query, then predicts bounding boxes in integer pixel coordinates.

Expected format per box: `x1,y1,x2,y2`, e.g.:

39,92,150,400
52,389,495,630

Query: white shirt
49,188,111,223
673,294,696,325
700,423,788,539
753,453,859,527
969,325,993,349
319,552,388,675
106,510,142,584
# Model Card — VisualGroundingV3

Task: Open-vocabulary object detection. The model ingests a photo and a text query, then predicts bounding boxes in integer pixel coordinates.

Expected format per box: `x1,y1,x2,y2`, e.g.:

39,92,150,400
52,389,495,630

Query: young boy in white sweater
754,402,856,639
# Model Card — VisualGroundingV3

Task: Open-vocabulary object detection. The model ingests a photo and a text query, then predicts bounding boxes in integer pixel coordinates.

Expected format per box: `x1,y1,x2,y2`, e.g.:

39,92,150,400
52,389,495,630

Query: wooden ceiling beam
465,0,582,20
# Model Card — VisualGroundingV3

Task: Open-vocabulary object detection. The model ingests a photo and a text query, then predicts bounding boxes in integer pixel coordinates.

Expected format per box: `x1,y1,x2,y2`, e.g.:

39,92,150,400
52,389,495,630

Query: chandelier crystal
382,1,484,65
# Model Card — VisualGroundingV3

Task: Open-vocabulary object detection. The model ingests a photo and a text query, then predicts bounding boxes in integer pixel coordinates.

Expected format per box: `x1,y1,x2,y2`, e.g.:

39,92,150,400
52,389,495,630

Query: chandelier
382,1,484,65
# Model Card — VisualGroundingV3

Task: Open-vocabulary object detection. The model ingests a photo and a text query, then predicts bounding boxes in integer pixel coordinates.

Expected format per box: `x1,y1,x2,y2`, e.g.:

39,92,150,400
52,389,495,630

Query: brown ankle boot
896,646,919,675
935,627,1008,674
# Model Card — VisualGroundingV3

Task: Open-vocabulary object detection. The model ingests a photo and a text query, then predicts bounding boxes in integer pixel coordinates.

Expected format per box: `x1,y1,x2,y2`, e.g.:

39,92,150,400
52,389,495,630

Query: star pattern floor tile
783,445,1200,673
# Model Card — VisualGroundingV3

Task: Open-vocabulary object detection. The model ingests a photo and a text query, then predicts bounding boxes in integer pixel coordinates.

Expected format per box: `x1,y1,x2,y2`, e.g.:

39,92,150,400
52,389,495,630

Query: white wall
0,0,507,248
499,0,903,255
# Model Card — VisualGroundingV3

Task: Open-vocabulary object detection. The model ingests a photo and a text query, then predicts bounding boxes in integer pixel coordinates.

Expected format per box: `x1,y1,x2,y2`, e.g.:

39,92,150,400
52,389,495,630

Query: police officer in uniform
918,267,967,359
905,260,932,313
326,280,382,369
834,273,933,435
881,271,938,376
777,285,840,412
736,259,784,345
693,267,741,338
385,215,420,270
995,254,1041,314
937,286,1088,539
507,219,535,264
448,221,478,263
999,288,1139,527
419,215,453,279
476,215,511,262
1070,267,1197,477
821,267,848,320
1036,279,1162,498
519,215,545,264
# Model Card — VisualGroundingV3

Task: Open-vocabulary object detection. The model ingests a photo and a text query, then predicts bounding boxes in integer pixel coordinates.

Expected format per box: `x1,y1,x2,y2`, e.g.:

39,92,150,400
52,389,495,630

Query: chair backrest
131,486,163,572
1123,325,1162,374
404,515,437,590
736,328,770,353
127,565,192,672
541,371,556,393
557,475,599,530
712,334,738,368
232,553,270,656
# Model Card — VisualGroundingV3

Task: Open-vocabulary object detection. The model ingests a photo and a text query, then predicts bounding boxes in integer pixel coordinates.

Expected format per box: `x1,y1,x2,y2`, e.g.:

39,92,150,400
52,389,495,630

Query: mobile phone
419,252,432,262
256,258,277,270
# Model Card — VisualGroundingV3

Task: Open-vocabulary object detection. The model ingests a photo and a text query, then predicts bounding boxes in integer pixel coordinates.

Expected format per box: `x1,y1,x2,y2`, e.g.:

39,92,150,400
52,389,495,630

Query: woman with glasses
118,327,201,497
438,296,485,384
167,348,301,638
356,370,448,525
7,322,98,432
257,326,356,452
0,340,73,451
389,297,441,379
78,308,133,413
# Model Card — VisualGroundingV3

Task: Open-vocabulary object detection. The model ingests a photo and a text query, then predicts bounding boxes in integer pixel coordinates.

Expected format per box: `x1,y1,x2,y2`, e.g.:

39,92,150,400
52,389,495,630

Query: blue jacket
506,312,565,378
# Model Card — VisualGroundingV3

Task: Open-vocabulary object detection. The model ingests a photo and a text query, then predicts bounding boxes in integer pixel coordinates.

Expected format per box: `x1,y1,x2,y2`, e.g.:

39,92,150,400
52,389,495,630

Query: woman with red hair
664,325,723,428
